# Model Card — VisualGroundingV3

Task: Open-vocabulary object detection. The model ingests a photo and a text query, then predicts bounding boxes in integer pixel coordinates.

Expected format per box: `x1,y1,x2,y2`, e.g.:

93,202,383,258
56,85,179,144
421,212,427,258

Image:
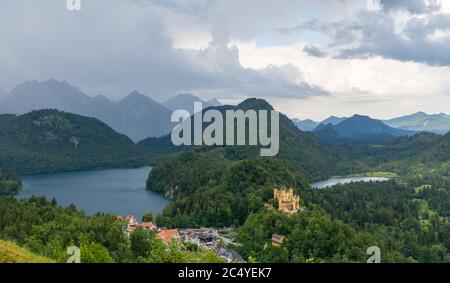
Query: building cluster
117,214,179,244
117,215,244,262
180,228,244,263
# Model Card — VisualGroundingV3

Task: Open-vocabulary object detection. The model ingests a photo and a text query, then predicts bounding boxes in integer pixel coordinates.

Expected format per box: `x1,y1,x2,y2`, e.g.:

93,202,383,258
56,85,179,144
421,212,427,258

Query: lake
17,167,169,220
311,176,390,189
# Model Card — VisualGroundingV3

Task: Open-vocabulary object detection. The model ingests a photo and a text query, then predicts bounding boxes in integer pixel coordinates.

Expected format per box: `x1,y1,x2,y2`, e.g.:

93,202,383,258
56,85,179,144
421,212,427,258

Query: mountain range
314,115,416,144
384,112,450,135
0,80,221,142
140,98,343,181
321,116,347,126
292,119,319,131
293,116,348,132
162,93,221,114
294,112,450,139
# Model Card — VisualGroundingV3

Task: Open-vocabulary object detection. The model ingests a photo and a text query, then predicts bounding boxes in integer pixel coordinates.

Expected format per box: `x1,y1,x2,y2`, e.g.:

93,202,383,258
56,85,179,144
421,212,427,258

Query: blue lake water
311,176,391,189
17,167,168,220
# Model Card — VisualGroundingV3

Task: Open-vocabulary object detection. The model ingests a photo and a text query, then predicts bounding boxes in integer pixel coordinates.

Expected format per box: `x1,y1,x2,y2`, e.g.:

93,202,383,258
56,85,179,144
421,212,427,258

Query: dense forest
141,98,343,181
289,180,450,263
0,110,150,174
146,101,450,262
0,196,222,263
0,170,22,196
149,152,450,262
3,99,450,262
141,98,450,184
149,150,308,228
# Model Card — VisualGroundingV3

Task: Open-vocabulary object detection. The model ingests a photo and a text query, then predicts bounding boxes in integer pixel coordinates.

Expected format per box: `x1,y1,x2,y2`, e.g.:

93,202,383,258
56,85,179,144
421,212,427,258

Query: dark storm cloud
0,0,329,101
281,0,450,66
379,0,441,14
303,45,328,58
337,10,450,66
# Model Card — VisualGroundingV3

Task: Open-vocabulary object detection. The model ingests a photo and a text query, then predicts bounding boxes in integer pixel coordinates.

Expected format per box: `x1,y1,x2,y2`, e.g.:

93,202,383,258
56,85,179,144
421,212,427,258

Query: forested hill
0,171,22,196
336,132,450,178
0,110,148,174
141,97,450,183
140,98,344,181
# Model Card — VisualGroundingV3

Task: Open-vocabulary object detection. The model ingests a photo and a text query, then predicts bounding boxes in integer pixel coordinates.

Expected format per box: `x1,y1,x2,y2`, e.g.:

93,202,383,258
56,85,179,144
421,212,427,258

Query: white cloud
235,40,450,119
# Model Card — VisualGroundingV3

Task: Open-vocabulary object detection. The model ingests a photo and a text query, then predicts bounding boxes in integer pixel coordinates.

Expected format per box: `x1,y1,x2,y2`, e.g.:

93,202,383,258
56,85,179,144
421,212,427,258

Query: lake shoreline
17,167,168,220
20,164,154,177
311,176,392,189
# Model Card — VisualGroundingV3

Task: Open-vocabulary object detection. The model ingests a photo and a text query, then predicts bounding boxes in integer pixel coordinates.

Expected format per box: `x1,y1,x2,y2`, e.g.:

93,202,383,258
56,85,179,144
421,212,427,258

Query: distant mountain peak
175,93,197,99
385,111,450,135
315,114,415,144
237,98,274,111
120,92,162,108
351,114,369,118
0,80,181,142
163,93,222,114
206,98,222,106
292,118,319,132
321,115,347,126
127,90,149,98
10,79,81,97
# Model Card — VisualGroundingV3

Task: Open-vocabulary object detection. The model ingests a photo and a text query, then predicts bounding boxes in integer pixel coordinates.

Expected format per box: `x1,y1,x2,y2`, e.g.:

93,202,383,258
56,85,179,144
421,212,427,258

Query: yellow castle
273,188,302,215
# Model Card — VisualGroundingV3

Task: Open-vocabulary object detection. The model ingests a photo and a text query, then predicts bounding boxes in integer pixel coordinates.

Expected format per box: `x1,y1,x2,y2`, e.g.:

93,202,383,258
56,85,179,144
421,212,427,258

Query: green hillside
335,132,450,178
0,197,223,263
140,98,343,181
0,110,149,174
149,151,309,227
0,240,54,263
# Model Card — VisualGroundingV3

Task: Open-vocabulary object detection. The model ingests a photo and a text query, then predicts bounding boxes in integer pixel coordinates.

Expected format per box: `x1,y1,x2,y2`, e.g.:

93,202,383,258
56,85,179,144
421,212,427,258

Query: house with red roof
157,229,180,244
140,221,157,231
117,214,139,237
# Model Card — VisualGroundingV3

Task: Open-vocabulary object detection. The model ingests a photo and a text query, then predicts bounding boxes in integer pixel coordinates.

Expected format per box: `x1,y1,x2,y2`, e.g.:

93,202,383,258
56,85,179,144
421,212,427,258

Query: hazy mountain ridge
104,91,174,142
0,80,217,142
291,116,346,132
162,93,222,114
384,111,450,134
321,116,347,126
314,115,416,144
292,119,318,131
293,112,450,135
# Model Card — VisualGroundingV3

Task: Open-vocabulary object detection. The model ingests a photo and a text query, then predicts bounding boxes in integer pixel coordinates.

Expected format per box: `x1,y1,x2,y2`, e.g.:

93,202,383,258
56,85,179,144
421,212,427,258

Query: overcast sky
1,0,450,120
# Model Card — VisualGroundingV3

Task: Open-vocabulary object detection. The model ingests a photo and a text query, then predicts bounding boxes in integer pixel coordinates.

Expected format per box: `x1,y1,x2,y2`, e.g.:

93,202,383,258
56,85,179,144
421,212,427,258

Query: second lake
311,176,391,189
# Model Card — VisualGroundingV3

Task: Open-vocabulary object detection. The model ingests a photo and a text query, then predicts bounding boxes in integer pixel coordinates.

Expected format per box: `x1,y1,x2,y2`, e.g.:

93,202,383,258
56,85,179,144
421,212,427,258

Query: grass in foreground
0,240,55,263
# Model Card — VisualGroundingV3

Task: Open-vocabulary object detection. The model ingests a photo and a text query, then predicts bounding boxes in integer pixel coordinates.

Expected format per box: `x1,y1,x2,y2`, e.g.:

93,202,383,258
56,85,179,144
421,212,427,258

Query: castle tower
273,188,302,215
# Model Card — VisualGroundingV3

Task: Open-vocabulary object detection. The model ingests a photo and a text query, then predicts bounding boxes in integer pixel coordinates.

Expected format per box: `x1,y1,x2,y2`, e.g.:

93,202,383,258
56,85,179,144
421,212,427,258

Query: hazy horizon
2,78,450,122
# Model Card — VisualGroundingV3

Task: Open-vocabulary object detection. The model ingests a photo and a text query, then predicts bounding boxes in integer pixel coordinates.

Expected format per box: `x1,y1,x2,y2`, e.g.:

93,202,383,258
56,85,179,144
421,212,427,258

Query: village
117,187,303,262
116,214,245,263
